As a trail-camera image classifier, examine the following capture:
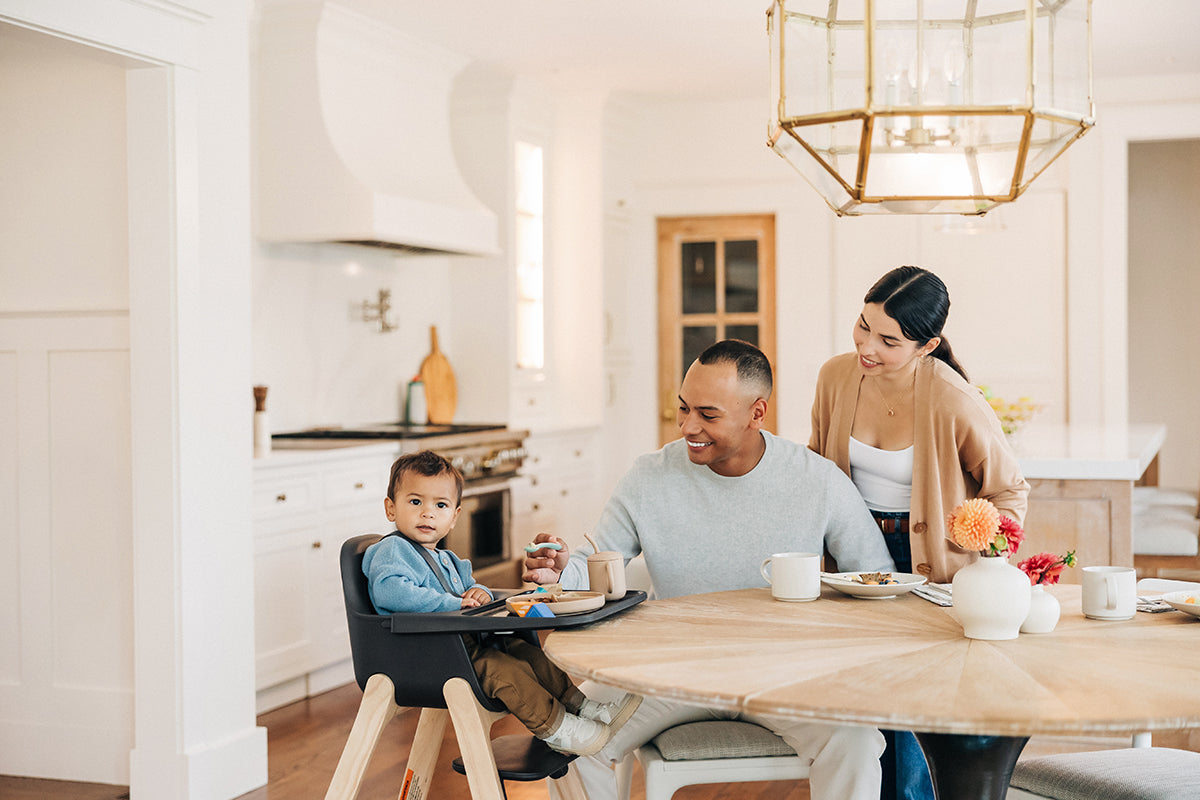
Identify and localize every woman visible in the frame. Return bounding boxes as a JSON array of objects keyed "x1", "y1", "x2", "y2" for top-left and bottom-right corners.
[{"x1": 809, "y1": 265, "x2": 1030, "y2": 800}]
